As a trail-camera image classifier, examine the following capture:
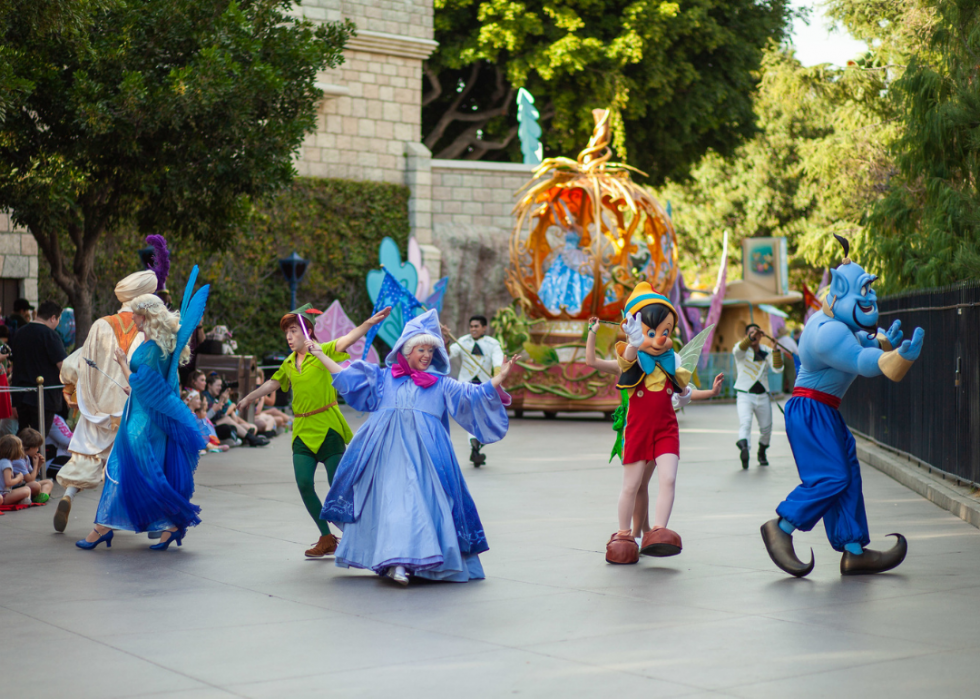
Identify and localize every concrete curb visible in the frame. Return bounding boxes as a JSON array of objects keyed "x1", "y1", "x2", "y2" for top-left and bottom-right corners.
[{"x1": 856, "y1": 436, "x2": 980, "y2": 530}]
